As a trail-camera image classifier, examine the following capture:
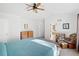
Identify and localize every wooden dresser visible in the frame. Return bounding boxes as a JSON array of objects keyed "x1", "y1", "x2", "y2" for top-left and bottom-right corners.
[{"x1": 20, "y1": 31, "x2": 33, "y2": 40}]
